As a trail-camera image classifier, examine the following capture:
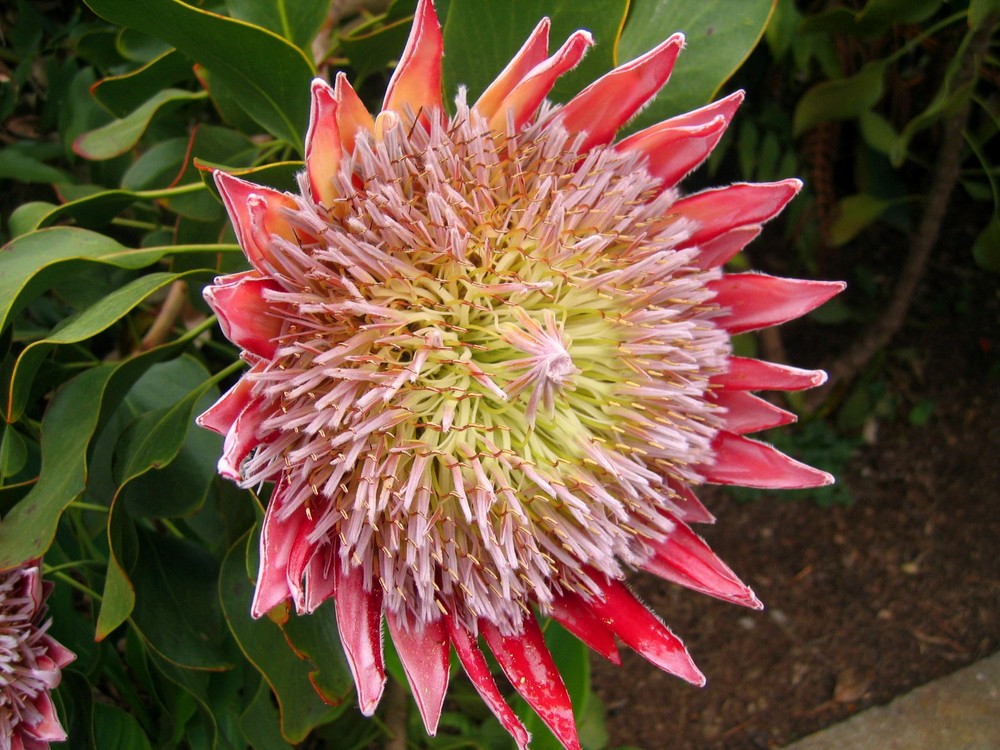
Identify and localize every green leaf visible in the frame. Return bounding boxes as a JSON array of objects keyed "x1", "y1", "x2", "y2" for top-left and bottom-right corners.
[
  {"x1": 617, "y1": 0, "x2": 774, "y2": 131},
  {"x1": 441, "y1": 0, "x2": 628, "y2": 106},
  {"x1": 130, "y1": 528, "x2": 234, "y2": 670},
  {"x1": 73, "y1": 88, "x2": 207, "y2": 160},
  {"x1": 97, "y1": 494, "x2": 140, "y2": 639},
  {"x1": 0, "y1": 324, "x2": 221, "y2": 571},
  {"x1": 854, "y1": 0, "x2": 943, "y2": 35},
  {"x1": 828, "y1": 193, "x2": 890, "y2": 246},
  {"x1": 0, "y1": 227, "x2": 240, "y2": 337},
  {"x1": 793, "y1": 59, "x2": 888, "y2": 136},
  {"x1": 970, "y1": 0, "x2": 1000, "y2": 28},
  {"x1": 92, "y1": 49, "x2": 195, "y2": 117},
  {"x1": 219, "y1": 532, "x2": 344, "y2": 743},
  {"x1": 859, "y1": 110, "x2": 899, "y2": 155},
  {"x1": 7, "y1": 202, "x2": 57, "y2": 238},
  {"x1": 6, "y1": 269, "x2": 212, "y2": 423},
  {"x1": 94, "y1": 702, "x2": 154, "y2": 750},
  {"x1": 972, "y1": 215, "x2": 1000, "y2": 272},
  {"x1": 84, "y1": 0, "x2": 315, "y2": 148},
  {"x1": 0, "y1": 365, "x2": 112, "y2": 571},
  {"x1": 115, "y1": 356, "x2": 222, "y2": 517},
  {"x1": 0, "y1": 146, "x2": 72, "y2": 184},
  {"x1": 224, "y1": 0, "x2": 331, "y2": 53},
  {"x1": 0, "y1": 424, "x2": 28, "y2": 482},
  {"x1": 240, "y1": 679, "x2": 295, "y2": 750}
]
